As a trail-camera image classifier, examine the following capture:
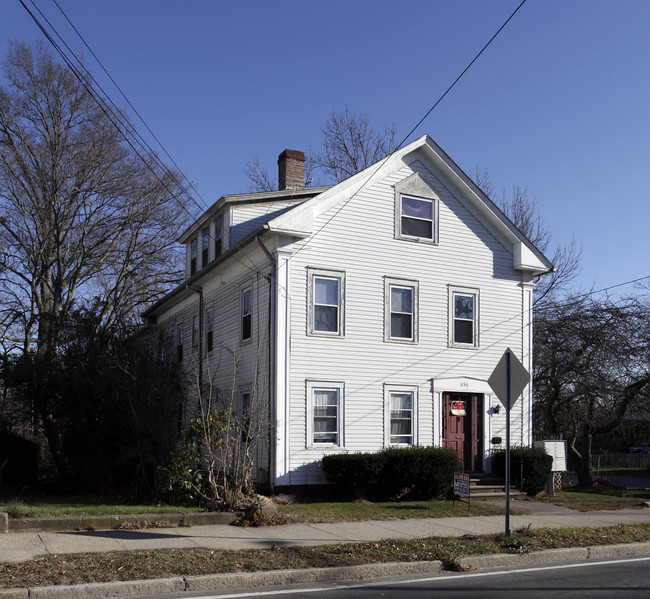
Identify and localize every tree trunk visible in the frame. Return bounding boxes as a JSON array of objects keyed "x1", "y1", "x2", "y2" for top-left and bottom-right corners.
[{"x1": 576, "y1": 426, "x2": 594, "y2": 487}]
